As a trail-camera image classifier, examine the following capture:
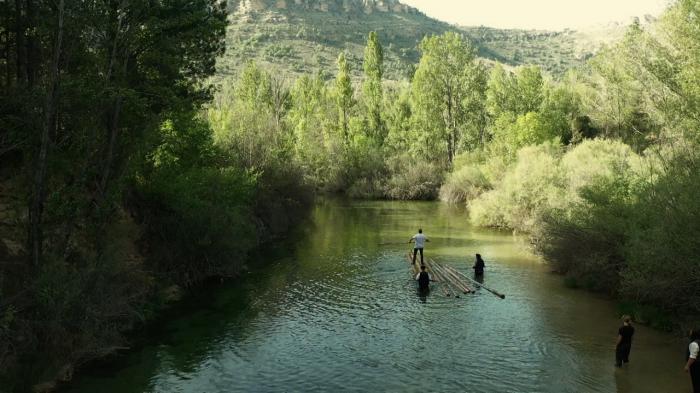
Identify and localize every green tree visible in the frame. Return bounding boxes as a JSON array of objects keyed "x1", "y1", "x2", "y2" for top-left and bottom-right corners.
[
  {"x1": 411, "y1": 32, "x2": 480, "y2": 166},
  {"x1": 515, "y1": 66, "x2": 545, "y2": 114},
  {"x1": 1, "y1": 0, "x2": 229, "y2": 387},
  {"x1": 362, "y1": 31, "x2": 385, "y2": 144},
  {"x1": 384, "y1": 83, "x2": 413, "y2": 154},
  {"x1": 335, "y1": 52, "x2": 355, "y2": 143},
  {"x1": 288, "y1": 73, "x2": 339, "y2": 186},
  {"x1": 209, "y1": 62, "x2": 292, "y2": 169},
  {"x1": 486, "y1": 64, "x2": 519, "y2": 119}
]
